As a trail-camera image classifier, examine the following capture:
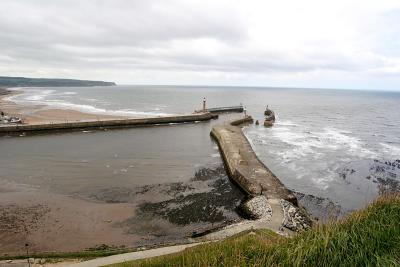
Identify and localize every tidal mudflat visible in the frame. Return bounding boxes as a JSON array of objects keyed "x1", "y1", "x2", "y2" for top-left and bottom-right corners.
[
  {"x1": 0, "y1": 163, "x2": 245, "y2": 254},
  {"x1": 0, "y1": 115, "x2": 247, "y2": 254}
]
